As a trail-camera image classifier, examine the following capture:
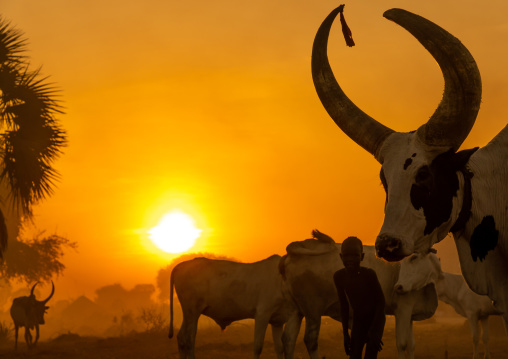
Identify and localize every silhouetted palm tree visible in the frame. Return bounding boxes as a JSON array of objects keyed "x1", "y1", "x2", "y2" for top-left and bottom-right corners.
[{"x1": 0, "y1": 18, "x2": 67, "y2": 257}]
